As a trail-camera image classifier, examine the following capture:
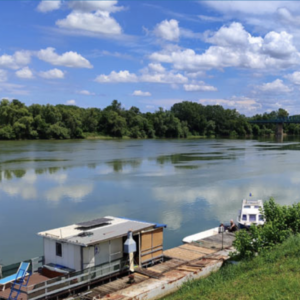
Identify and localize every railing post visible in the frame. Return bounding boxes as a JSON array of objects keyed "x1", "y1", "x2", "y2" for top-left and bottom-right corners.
[{"x1": 45, "y1": 280, "x2": 48, "y2": 297}]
